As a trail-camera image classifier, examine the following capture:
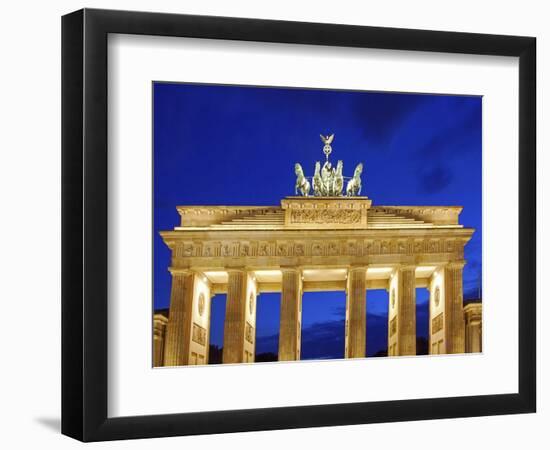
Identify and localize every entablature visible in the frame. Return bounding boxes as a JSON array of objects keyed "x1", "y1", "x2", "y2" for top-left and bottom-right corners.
[{"x1": 163, "y1": 230, "x2": 472, "y2": 270}]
